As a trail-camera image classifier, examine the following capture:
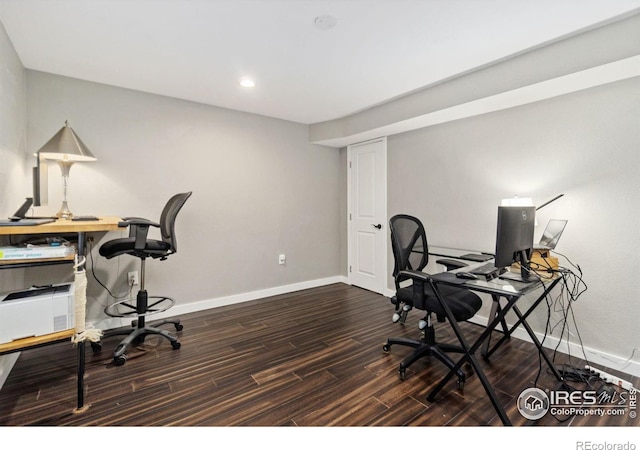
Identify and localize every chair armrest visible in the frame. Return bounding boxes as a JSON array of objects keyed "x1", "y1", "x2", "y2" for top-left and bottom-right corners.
[
  {"x1": 398, "y1": 269, "x2": 431, "y2": 283},
  {"x1": 120, "y1": 217, "x2": 160, "y2": 251},
  {"x1": 121, "y1": 217, "x2": 161, "y2": 228},
  {"x1": 398, "y1": 270, "x2": 432, "y2": 306}
]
